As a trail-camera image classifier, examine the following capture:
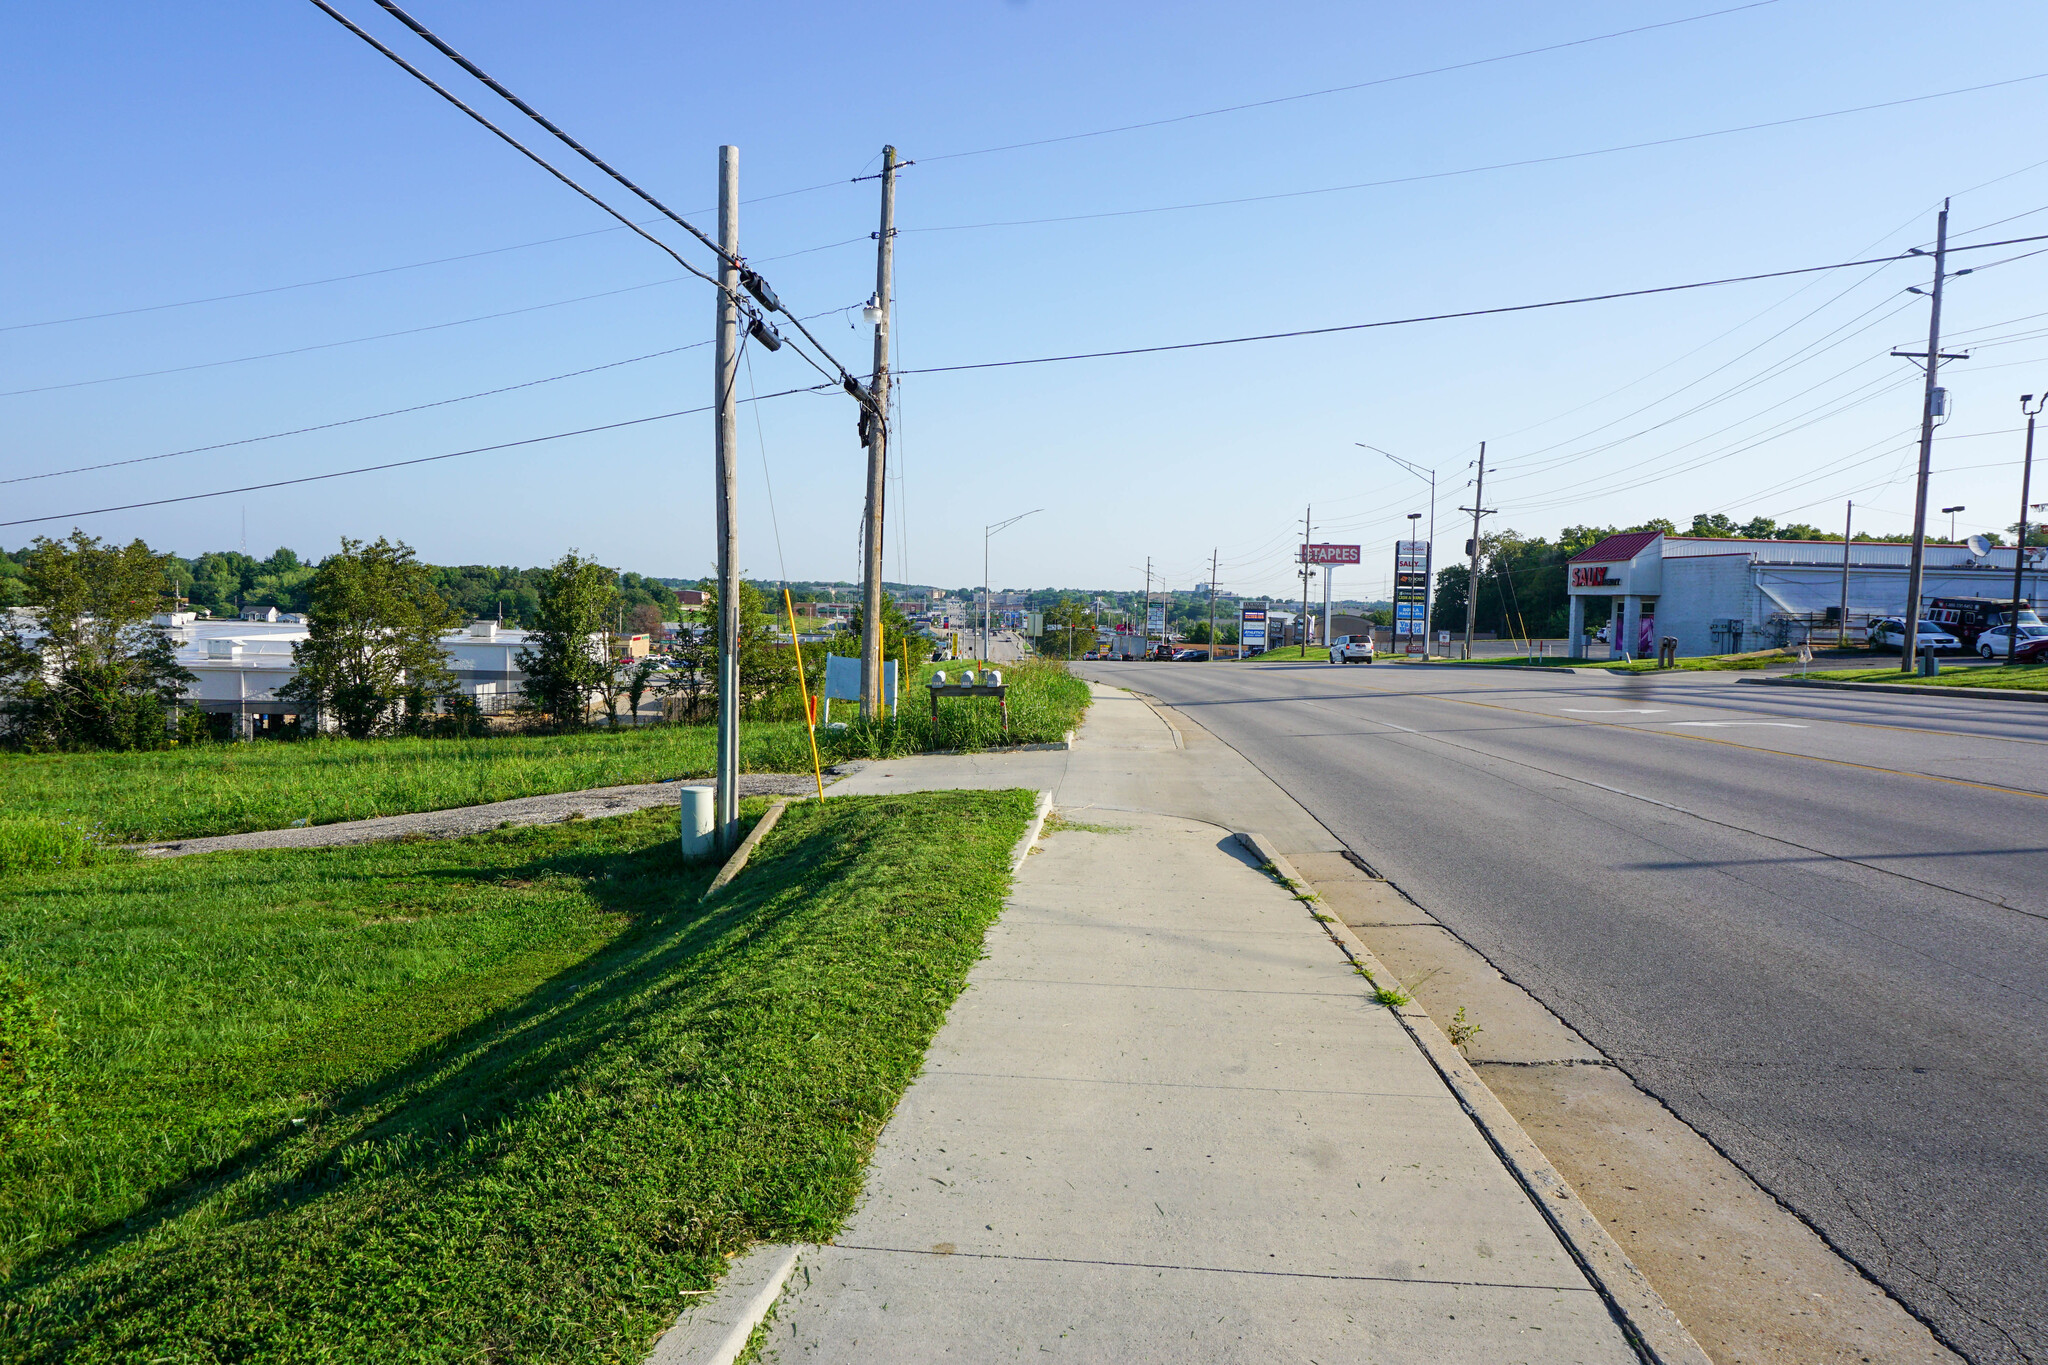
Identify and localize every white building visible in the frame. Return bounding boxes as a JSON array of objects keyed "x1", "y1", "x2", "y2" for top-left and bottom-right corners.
[
  {"x1": 1565, "y1": 532, "x2": 2048, "y2": 659},
  {"x1": 160, "y1": 614, "x2": 546, "y2": 737}
]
